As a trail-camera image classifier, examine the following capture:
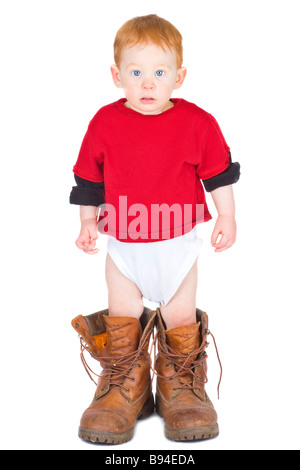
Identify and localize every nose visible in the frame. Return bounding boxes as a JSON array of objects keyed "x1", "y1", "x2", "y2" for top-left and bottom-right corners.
[{"x1": 142, "y1": 76, "x2": 155, "y2": 90}]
